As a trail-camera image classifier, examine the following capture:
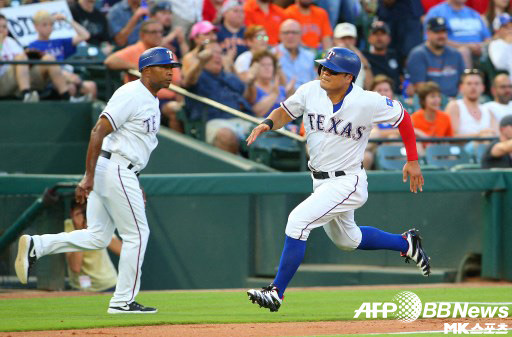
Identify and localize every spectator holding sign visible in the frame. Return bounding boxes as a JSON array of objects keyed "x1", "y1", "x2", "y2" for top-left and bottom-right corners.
[{"x1": 29, "y1": 10, "x2": 90, "y2": 61}]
